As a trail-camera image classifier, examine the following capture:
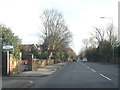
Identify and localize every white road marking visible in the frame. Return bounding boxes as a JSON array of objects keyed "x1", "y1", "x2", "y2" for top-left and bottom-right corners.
[
  {"x1": 29, "y1": 81, "x2": 33, "y2": 84},
  {"x1": 99, "y1": 73, "x2": 111, "y2": 81},
  {"x1": 91, "y1": 69, "x2": 96, "y2": 72},
  {"x1": 81, "y1": 63, "x2": 112, "y2": 81},
  {"x1": 82, "y1": 64, "x2": 90, "y2": 69}
]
